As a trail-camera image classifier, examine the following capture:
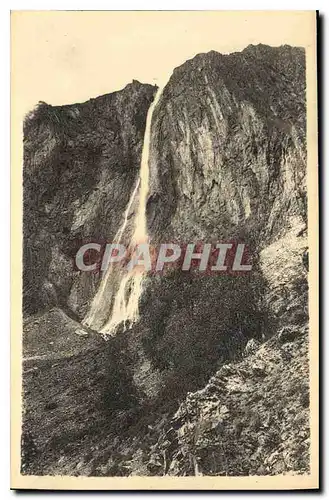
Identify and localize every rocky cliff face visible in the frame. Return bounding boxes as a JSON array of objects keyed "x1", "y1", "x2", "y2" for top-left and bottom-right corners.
[
  {"x1": 148, "y1": 44, "x2": 306, "y2": 244},
  {"x1": 133, "y1": 43, "x2": 308, "y2": 401},
  {"x1": 22, "y1": 45, "x2": 309, "y2": 476},
  {"x1": 23, "y1": 81, "x2": 156, "y2": 316}
]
